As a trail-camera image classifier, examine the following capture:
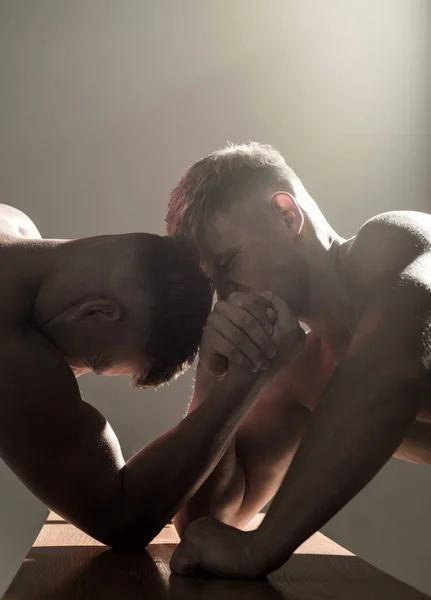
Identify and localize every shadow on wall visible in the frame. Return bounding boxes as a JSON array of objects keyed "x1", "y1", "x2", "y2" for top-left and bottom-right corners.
[
  {"x1": 0, "y1": 459, "x2": 47, "y2": 599},
  {"x1": 323, "y1": 459, "x2": 431, "y2": 596}
]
